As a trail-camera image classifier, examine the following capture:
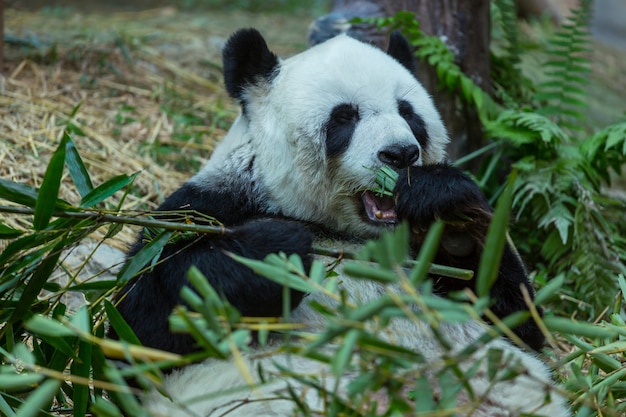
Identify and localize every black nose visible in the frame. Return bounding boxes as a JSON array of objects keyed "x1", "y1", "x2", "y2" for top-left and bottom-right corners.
[{"x1": 378, "y1": 144, "x2": 420, "y2": 169}]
